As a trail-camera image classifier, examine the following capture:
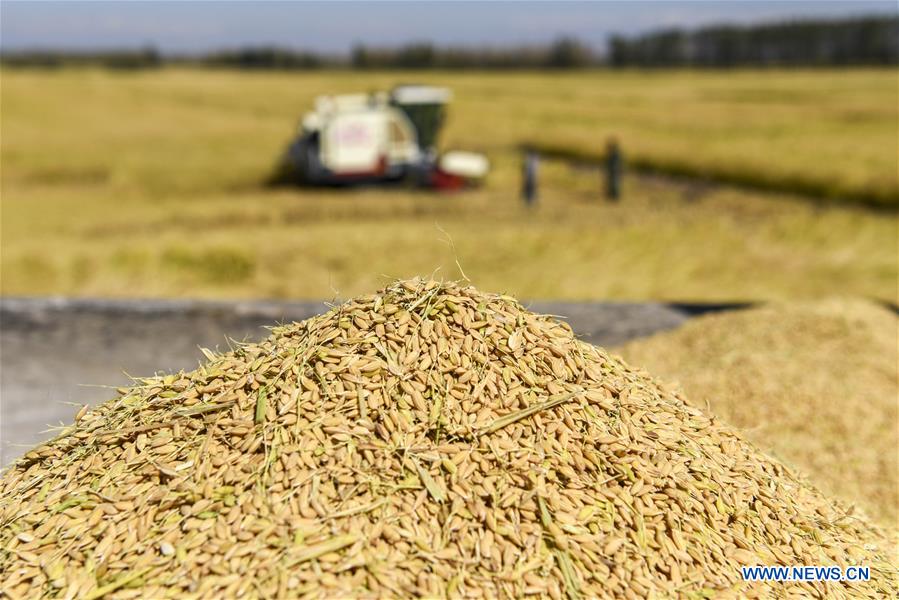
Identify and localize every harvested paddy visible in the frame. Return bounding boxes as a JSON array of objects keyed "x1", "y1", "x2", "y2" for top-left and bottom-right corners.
[
  {"x1": 1, "y1": 280, "x2": 896, "y2": 598},
  {"x1": 618, "y1": 298, "x2": 899, "y2": 529}
]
